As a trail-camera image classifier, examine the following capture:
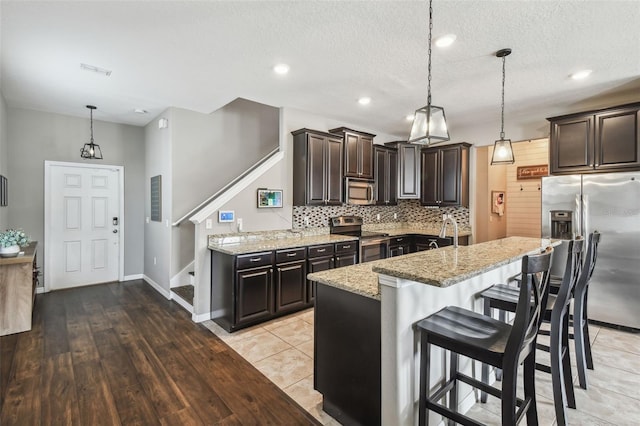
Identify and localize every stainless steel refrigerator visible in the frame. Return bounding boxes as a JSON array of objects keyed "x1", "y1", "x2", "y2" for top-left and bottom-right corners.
[{"x1": 541, "y1": 172, "x2": 640, "y2": 330}]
